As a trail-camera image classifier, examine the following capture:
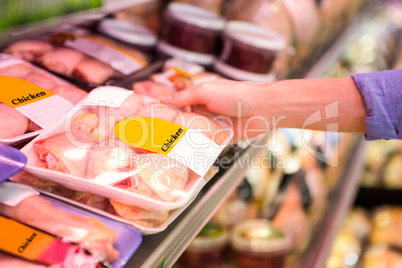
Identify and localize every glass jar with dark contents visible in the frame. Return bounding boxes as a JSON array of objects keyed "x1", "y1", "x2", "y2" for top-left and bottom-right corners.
[
  {"x1": 230, "y1": 219, "x2": 291, "y2": 268},
  {"x1": 214, "y1": 21, "x2": 286, "y2": 83},
  {"x1": 157, "y1": 3, "x2": 226, "y2": 66},
  {"x1": 178, "y1": 222, "x2": 229, "y2": 268}
]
